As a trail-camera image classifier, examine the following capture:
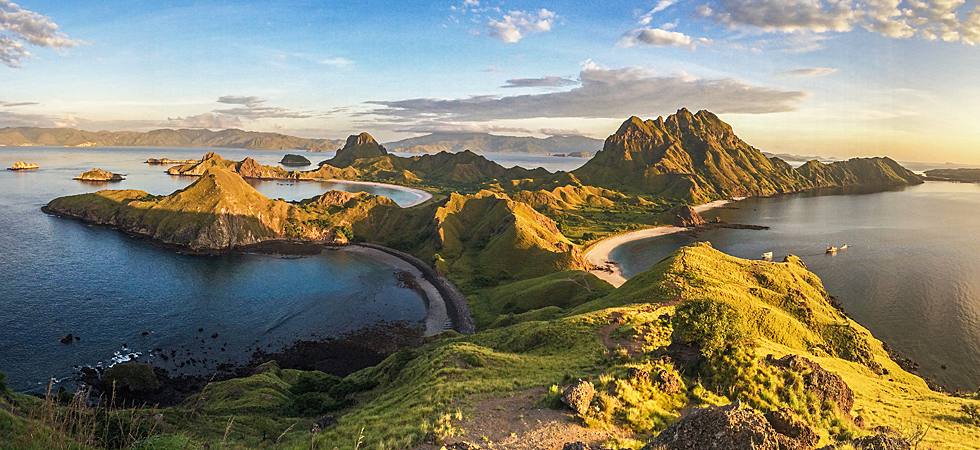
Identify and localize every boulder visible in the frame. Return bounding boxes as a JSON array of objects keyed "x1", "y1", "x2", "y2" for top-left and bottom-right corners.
[
  {"x1": 59, "y1": 333, "x2": 74, "y2": 344},
  {"x1": 561, "y1": 380, "x2": 596, "y2": 415},
  {"x1": 656, "y1": 368, "x2": 683, "y2": 394},
  {"x1": 671, "y1": 205, "x2": 706, "y2": 228},
  {"x1": 102, "y1": 362, "x2": 159, "y2": 393},
  {"x1": 767, "y1": 355, "x2": 853, "y2": 414},
  {"x1": 764, "y1": 408, "x2": 818, "y2": 449},
  {"x1": 643, "y1": 402, "x2": 781, "y2": 450}
]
